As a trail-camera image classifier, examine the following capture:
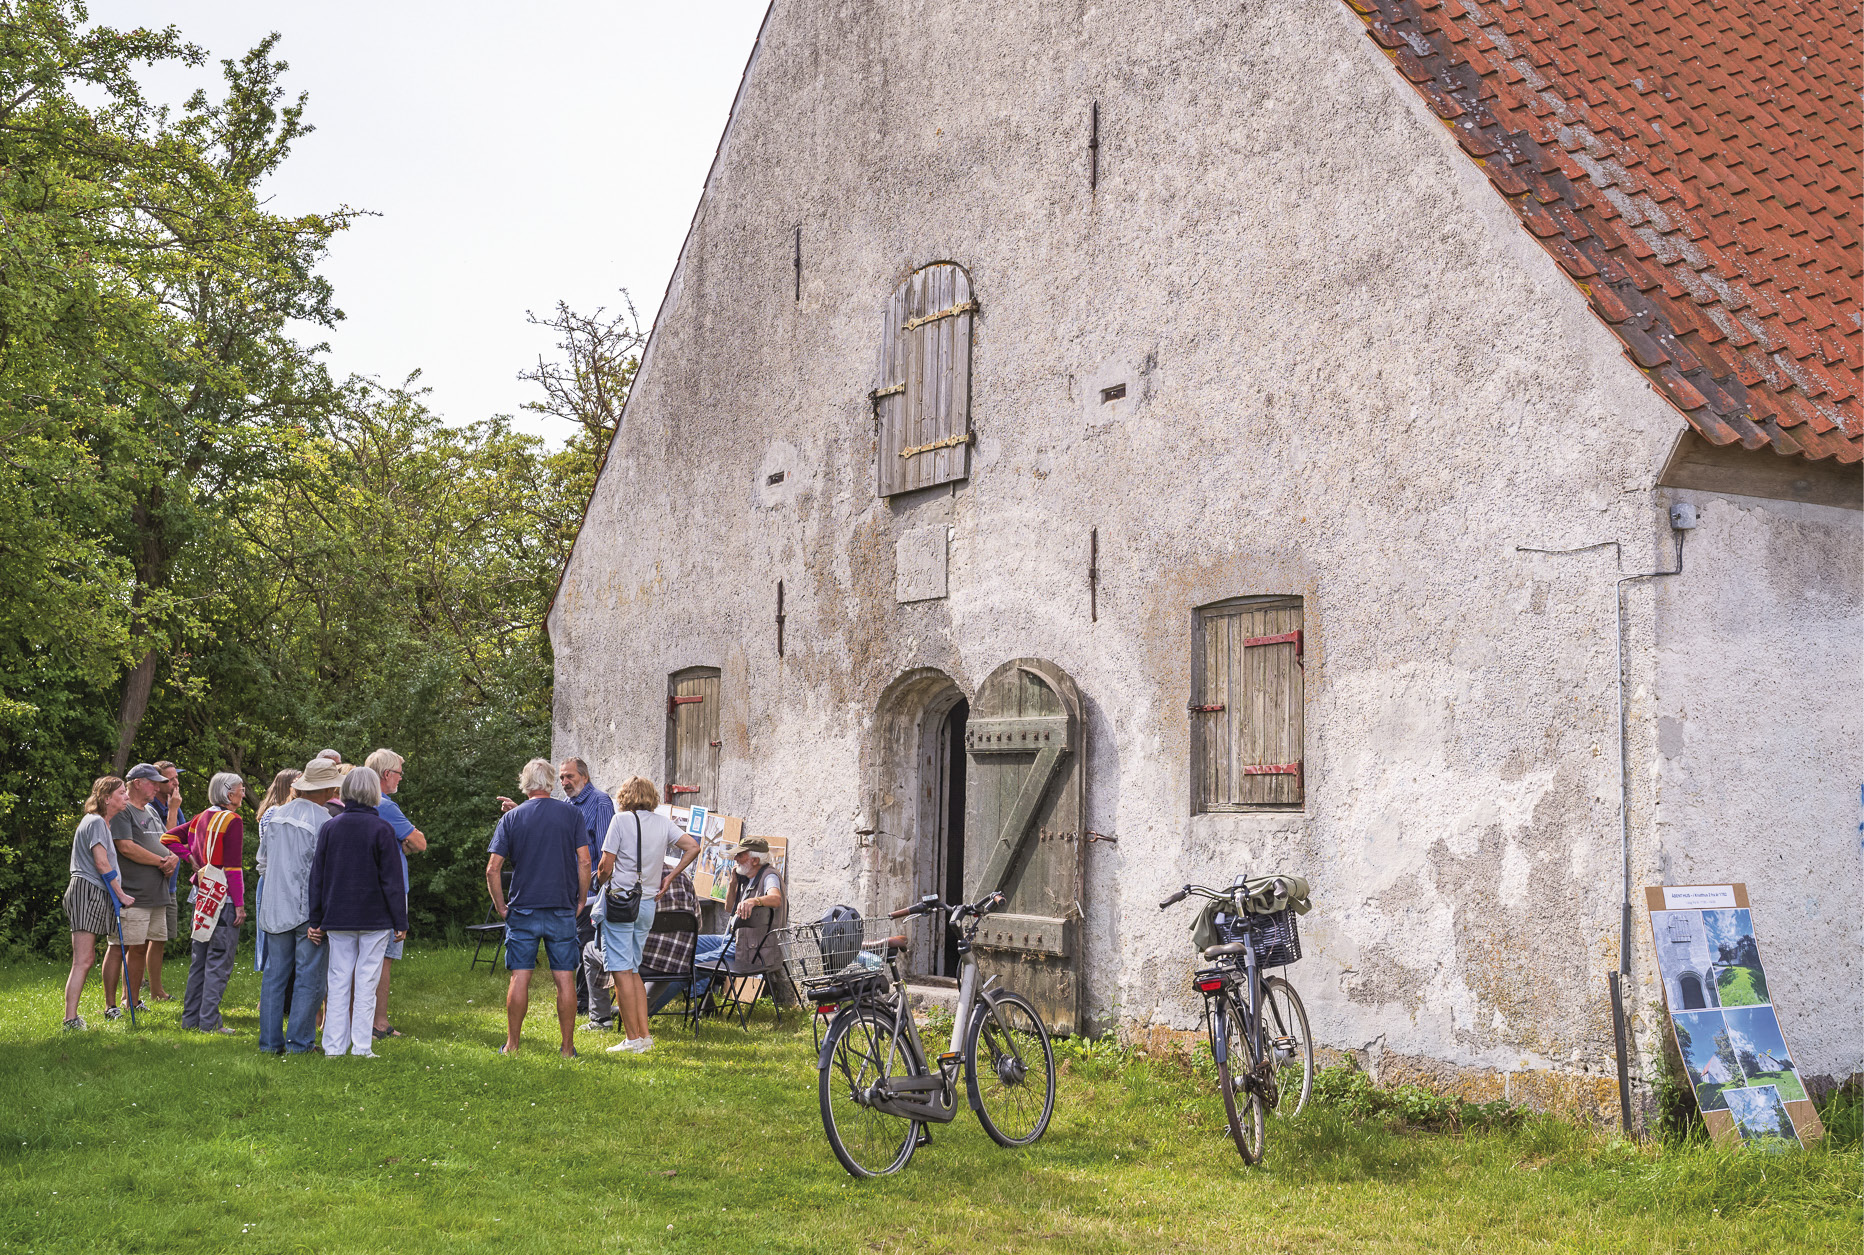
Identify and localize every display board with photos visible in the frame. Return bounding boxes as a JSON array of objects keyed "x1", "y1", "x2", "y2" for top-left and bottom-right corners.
[
  {"x1": 663, "y1": 806, "x2": 790, "y2": 910},
  {"x1": 1645, "y1": 884, "x2": 1824, "y2": 1148},
  {"x1": 664, "y1": 805, "x2": 740, "y2": 900}
]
